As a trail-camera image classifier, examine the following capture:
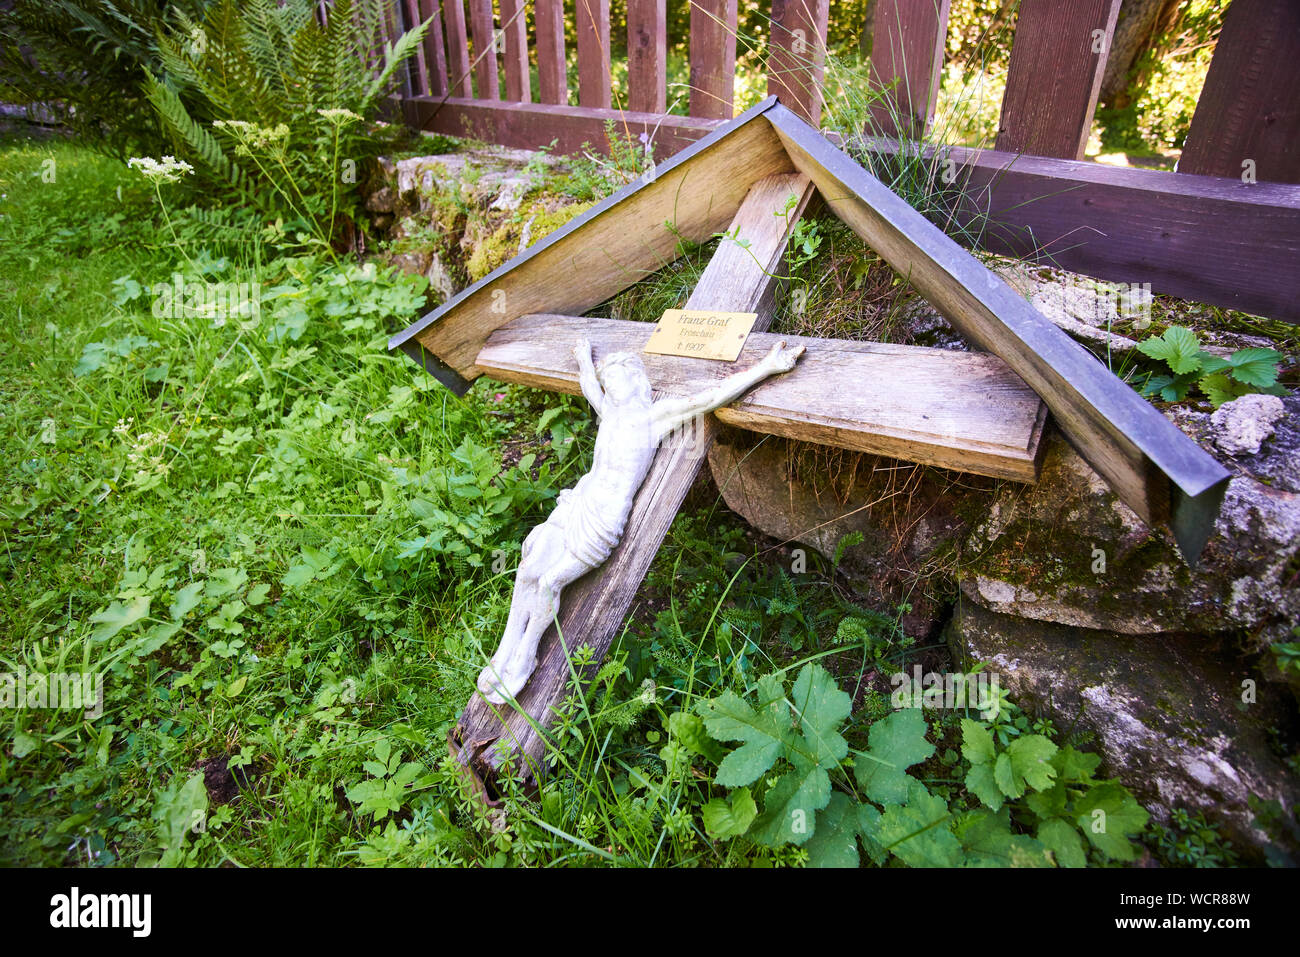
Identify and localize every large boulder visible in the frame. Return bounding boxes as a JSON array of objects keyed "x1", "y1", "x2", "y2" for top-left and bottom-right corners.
[
  {"x1": 946, "y1": 600, "x2": 1299, "y2": 862},
  {"x1": 959, "y1": 418, "x2": 1300, "y2": 650}
]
